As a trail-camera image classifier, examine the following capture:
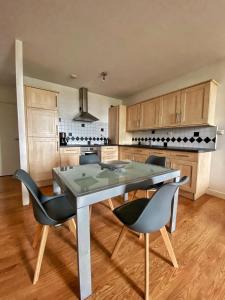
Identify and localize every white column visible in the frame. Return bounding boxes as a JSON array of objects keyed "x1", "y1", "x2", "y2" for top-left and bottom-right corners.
[{"x1": 15, "y1": 39, "x2": 29, "y2": 205}]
